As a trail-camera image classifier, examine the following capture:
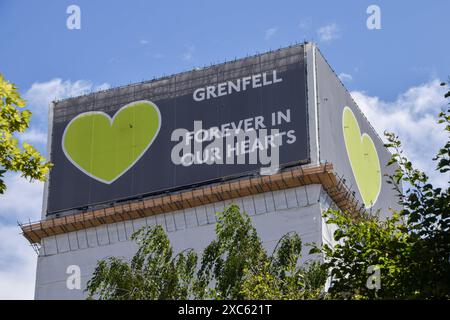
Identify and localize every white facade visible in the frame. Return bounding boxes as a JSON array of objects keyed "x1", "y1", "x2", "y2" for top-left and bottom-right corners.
[{"x1": 35, "y1": 184, "x2": 335, "y2": 299}]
